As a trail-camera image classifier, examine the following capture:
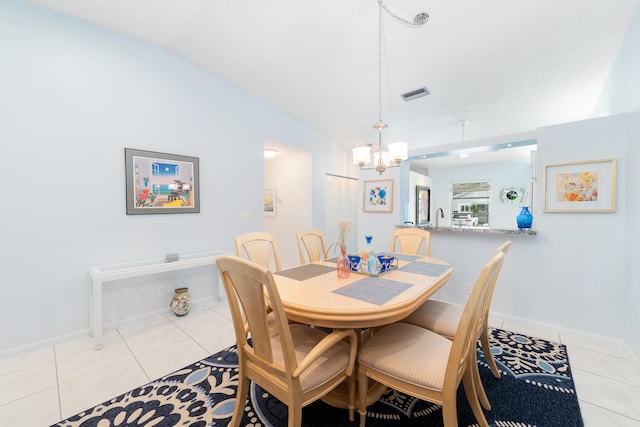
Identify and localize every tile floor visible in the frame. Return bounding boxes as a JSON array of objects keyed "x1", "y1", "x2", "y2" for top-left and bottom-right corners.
[{"x1": 1, "y1": 300, "x2": 639, "y2": 426}]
